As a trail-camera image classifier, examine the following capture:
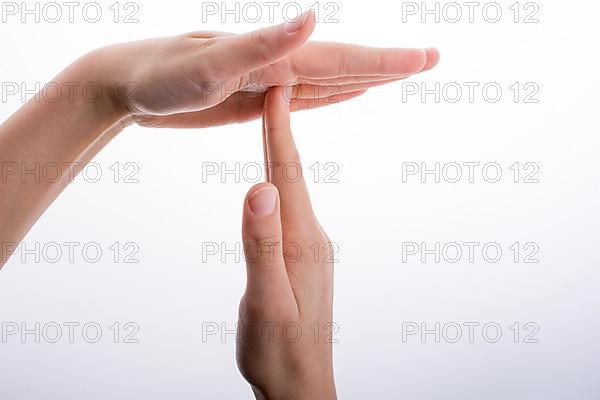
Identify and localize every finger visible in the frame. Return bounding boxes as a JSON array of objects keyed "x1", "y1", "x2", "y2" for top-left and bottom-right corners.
[
  {"x1": 422, "y1": 47, "x2": 441, "y2": 71},
  {"x1": 296, "y1": 73, "x2": 411, "y2": 85},
  {"x1": 290, "y1": 89, "x2": 367, "y2": 111},
  {"x1": 135, "y1": 89, "x2": 368, "y2": 129},
  {"x1": 207, "y1": 10, "x2": 316, "y2": 80},
  {"x1": 185, "y1": 31, "x2": 234, "y2": 39},
  {"x1": 291, "y1": 42, "x2": 433, "y2": 78},
  {"x1": 291, "y1": 78, "x2": 403, "y2": 99},
  {"x1": 242, "y1": 183, "x2": 294, "y2": 304},
  {"x1": 263, "y1": 86, "x2": 316, "y2": 232}
]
